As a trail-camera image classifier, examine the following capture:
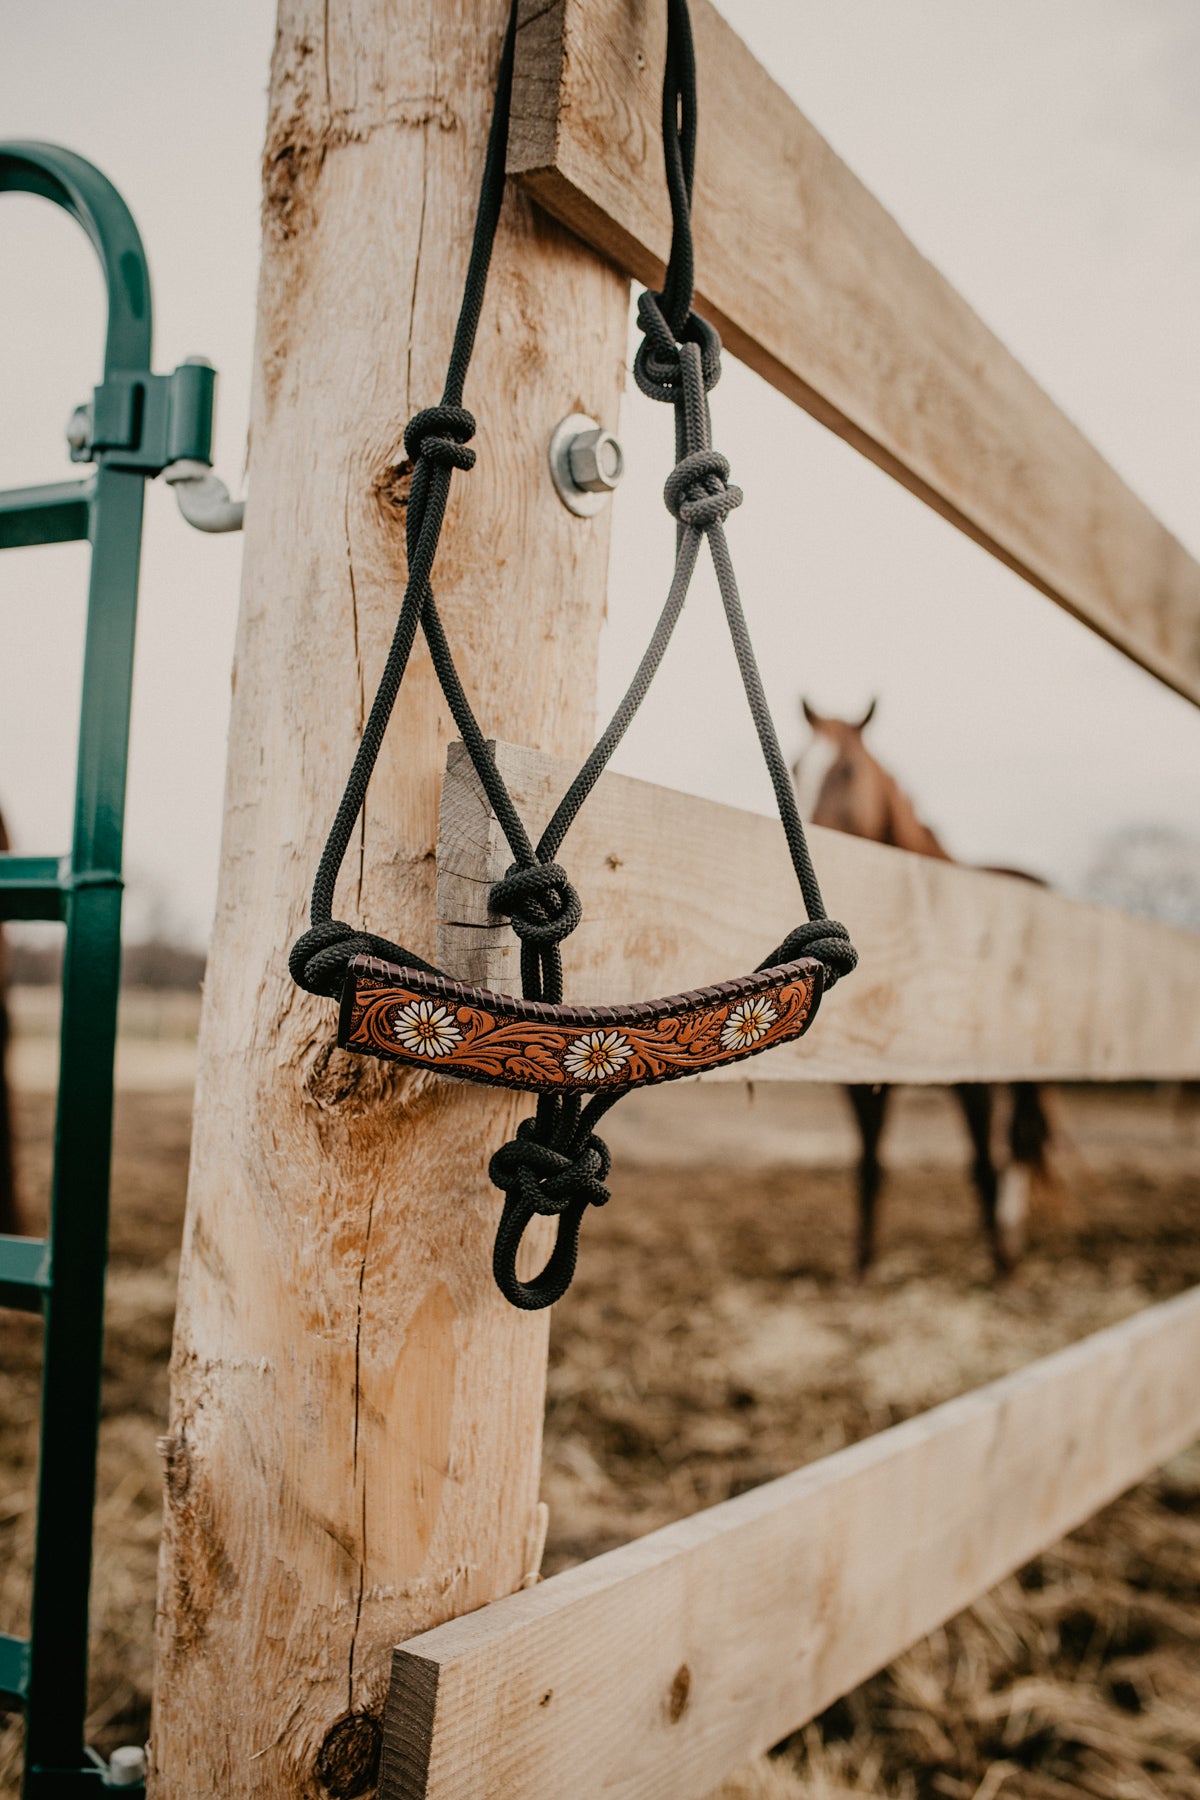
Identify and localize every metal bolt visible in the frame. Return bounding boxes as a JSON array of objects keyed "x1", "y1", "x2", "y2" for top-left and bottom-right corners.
[
  {"x1": 107, "y1": 1745, "x2": 148, "y2": 1787},
  {"x1": 66, "y1": 403, "x2": 93, "y2": 456},
  {"x1": 567, "y1": 426, "x2": 623, "y2": 493},
  {"x1": 548, "y1": 413, "x2": 625, "y2": 517}
]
